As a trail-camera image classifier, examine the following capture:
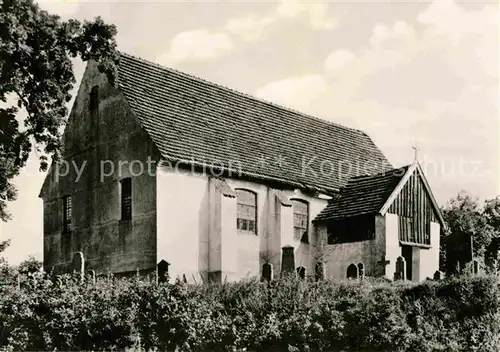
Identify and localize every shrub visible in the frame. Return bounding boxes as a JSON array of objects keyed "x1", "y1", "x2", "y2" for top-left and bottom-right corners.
[{"x1": 0, "y1": 272, "x2": 499, "y2": 351}]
